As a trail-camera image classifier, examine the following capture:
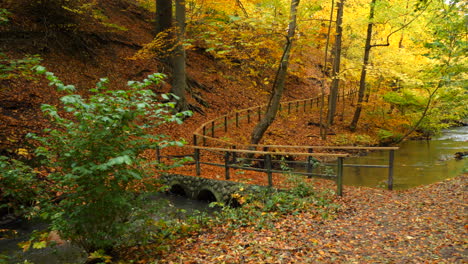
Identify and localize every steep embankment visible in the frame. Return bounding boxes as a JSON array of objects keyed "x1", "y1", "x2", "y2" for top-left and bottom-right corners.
[{"x1": 0, "y1": 0, "x2": 325, "y2": 157}]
